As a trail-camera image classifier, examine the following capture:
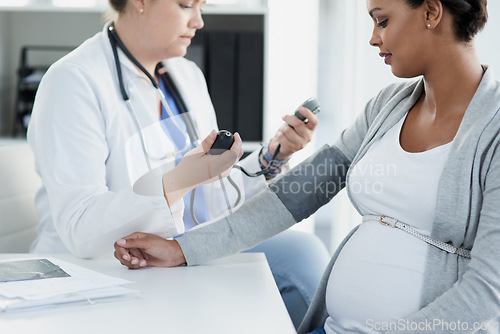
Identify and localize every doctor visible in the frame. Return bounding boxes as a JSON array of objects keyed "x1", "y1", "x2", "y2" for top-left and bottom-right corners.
[{"x1": 27, "y1": 0, "x2": 329, "y2": 327}]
